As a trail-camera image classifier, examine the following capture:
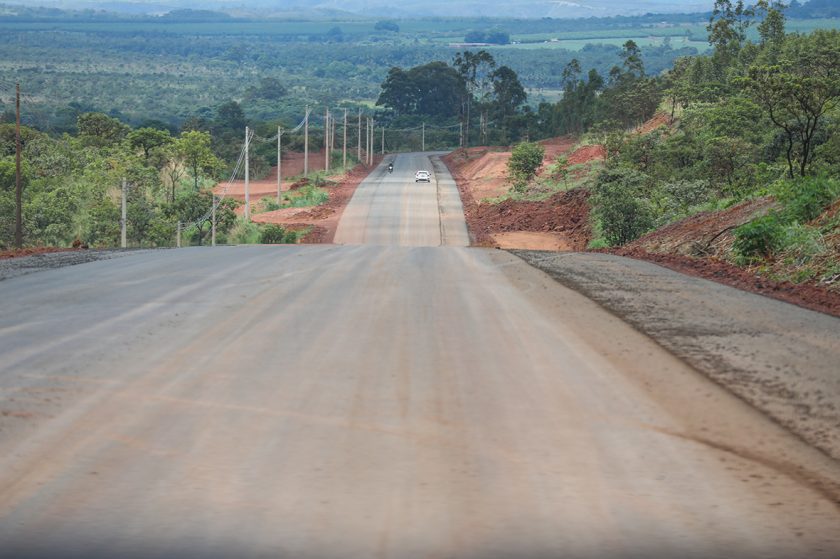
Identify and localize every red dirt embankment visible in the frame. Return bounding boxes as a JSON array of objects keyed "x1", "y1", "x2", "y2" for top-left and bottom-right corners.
[
  {"x1": 214, "y1": 152, "x2": 328, "y2": 212},
  {"x1": 612, "y1": 197, "x2": 840, "y2": 318},
  {"x1": 0, "y1": 247, "x2": 80, "y2": 260},
  {"x1": 443, "y1": 137, "x2": 590, "y2": 250},
  {"x1": 250, "y1": 156, "x2": 382, "y2": 244}
]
